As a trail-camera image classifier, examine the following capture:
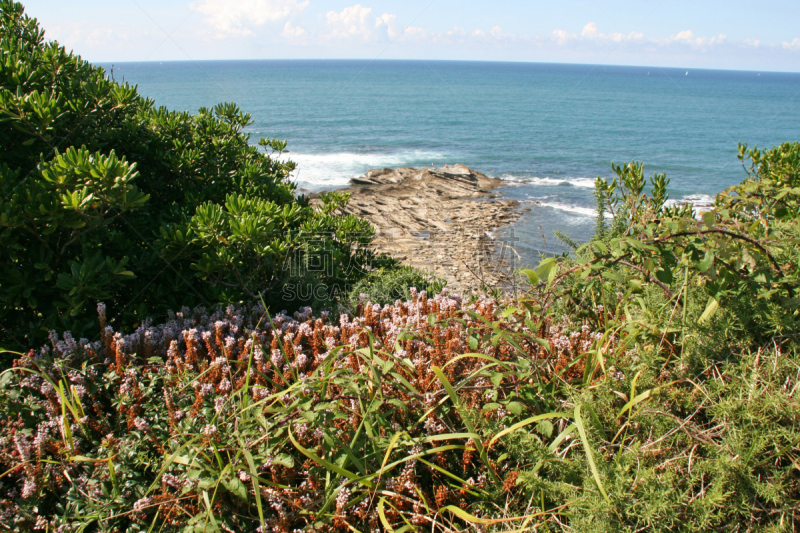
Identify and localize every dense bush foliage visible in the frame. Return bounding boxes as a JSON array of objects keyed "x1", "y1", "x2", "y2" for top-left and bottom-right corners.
[
  {"x1": 0, "y1": 1, "x2": 381, "y2": 350},
  {"x1": 512, "y1": 142, "x2": 800, "y2": 530},
  {"x1": 562, "y1": 141, "x2": 800, "y2": 344},
  {"x1": 345, "y1": 266, "x2": 446, "y2": 308}
]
